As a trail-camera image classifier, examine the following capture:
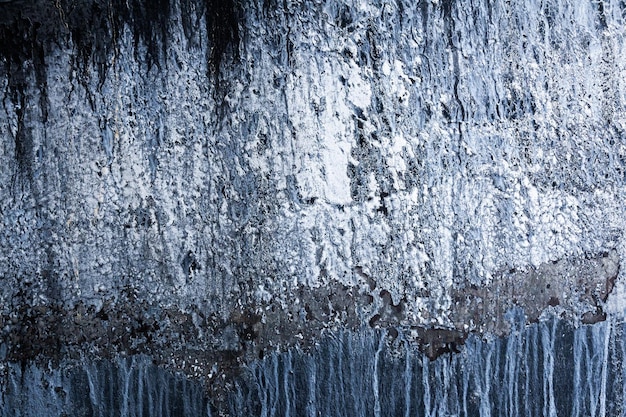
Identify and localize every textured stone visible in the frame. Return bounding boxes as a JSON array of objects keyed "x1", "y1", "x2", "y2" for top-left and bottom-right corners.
[{"x1": 1, "y1": 0, "x2": 626, "y2": 404}]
